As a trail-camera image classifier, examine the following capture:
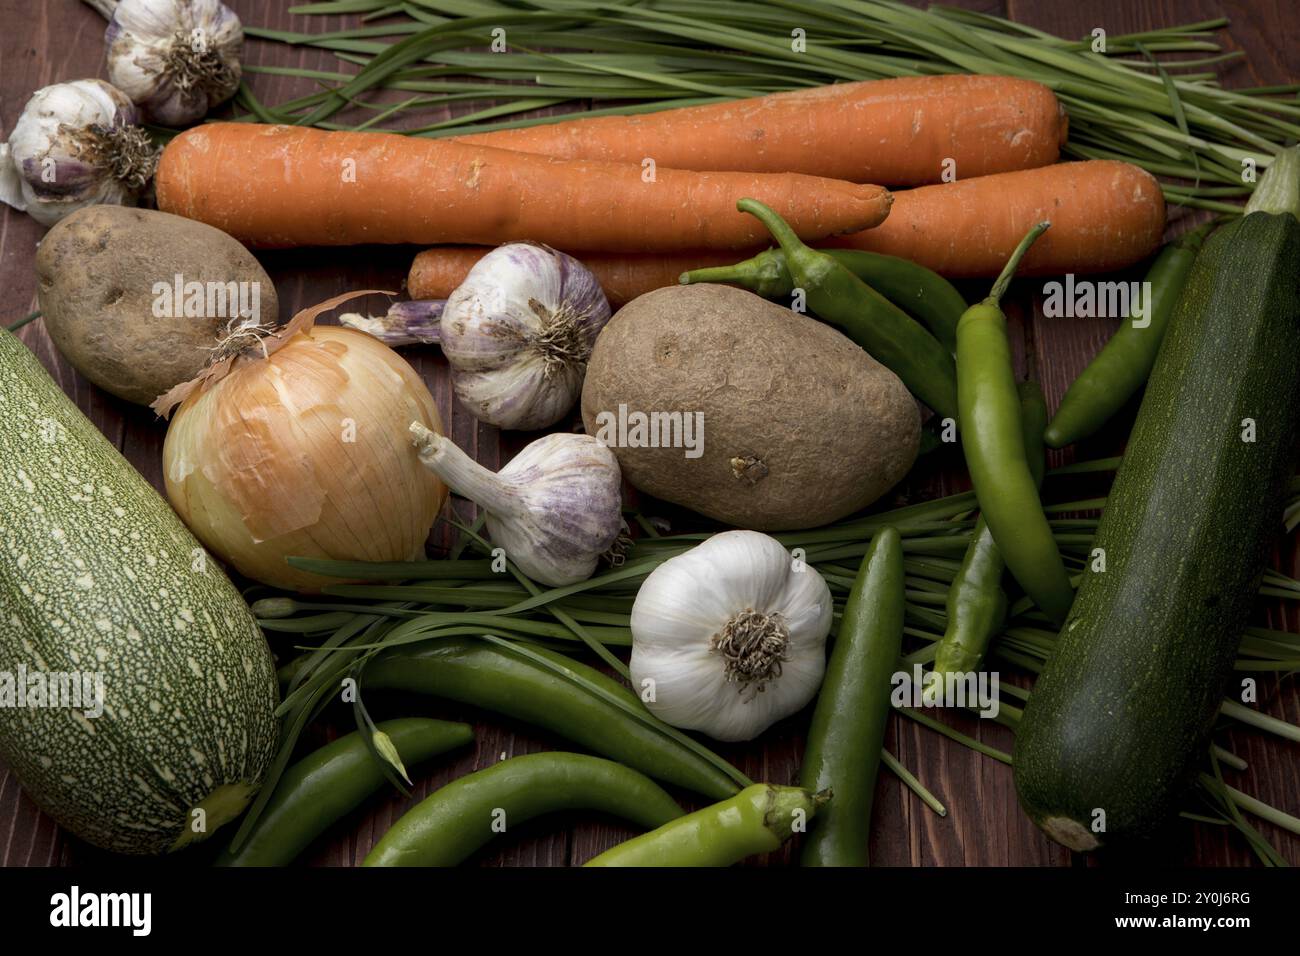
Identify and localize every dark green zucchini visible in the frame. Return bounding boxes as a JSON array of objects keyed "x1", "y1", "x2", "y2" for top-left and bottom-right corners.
[{"x1": 1013, "y1": 151, "x2": 1300, "y2": 850}]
